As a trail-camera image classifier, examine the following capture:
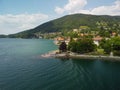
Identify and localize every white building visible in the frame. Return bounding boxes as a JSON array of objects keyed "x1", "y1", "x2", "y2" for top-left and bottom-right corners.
[{"x1": 93, "y1": 36, "x2": 103, "y2": 46}]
